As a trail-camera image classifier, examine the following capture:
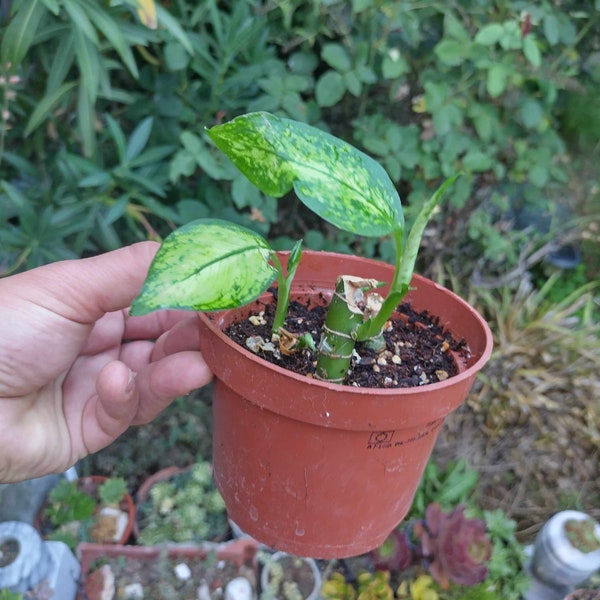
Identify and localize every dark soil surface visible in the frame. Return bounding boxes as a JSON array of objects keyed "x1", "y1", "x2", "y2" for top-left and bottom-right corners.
[{"x1": 225, "y1": 297, "x2": 467, "y2": 388}]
